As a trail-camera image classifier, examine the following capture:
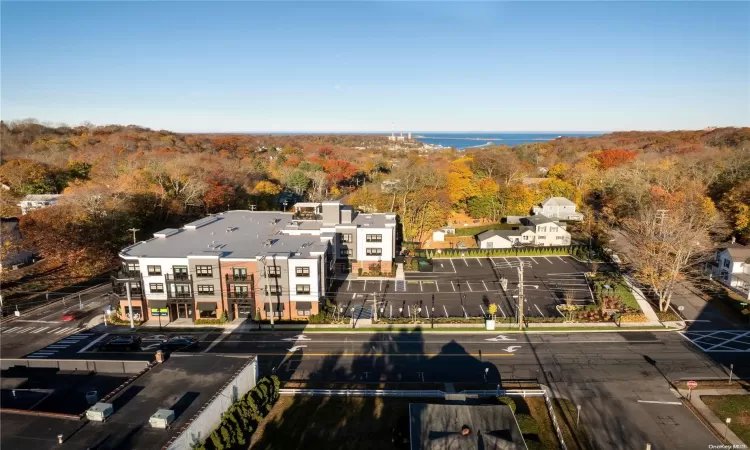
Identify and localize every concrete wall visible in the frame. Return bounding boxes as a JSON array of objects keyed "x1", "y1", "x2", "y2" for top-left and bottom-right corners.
[
  {"x1": 165, "y1": 357, "x2": 259, "y2": 450},
  {"x1": 478, "y1": 235, "x2": 513, "y2": 249},
  {"x1": 0, "y1": 359, "x2": 149, "y2": 374}
]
